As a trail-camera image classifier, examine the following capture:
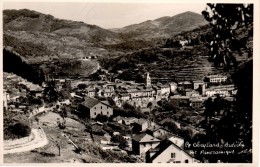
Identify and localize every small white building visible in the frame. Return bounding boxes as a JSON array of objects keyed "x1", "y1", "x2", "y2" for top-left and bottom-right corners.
[{"x1": 146, "y1": 139, "x2": 199, "y2": 163}]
